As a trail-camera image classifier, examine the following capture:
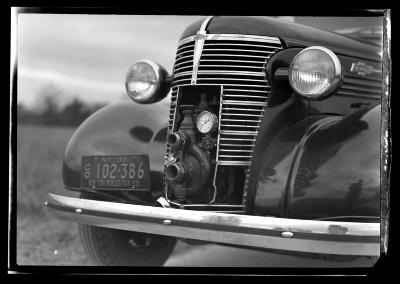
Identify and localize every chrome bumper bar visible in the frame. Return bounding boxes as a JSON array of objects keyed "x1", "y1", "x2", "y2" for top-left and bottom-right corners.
[{"x1": 46, "y1": 193, "x2": 380, "y2": 256}]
